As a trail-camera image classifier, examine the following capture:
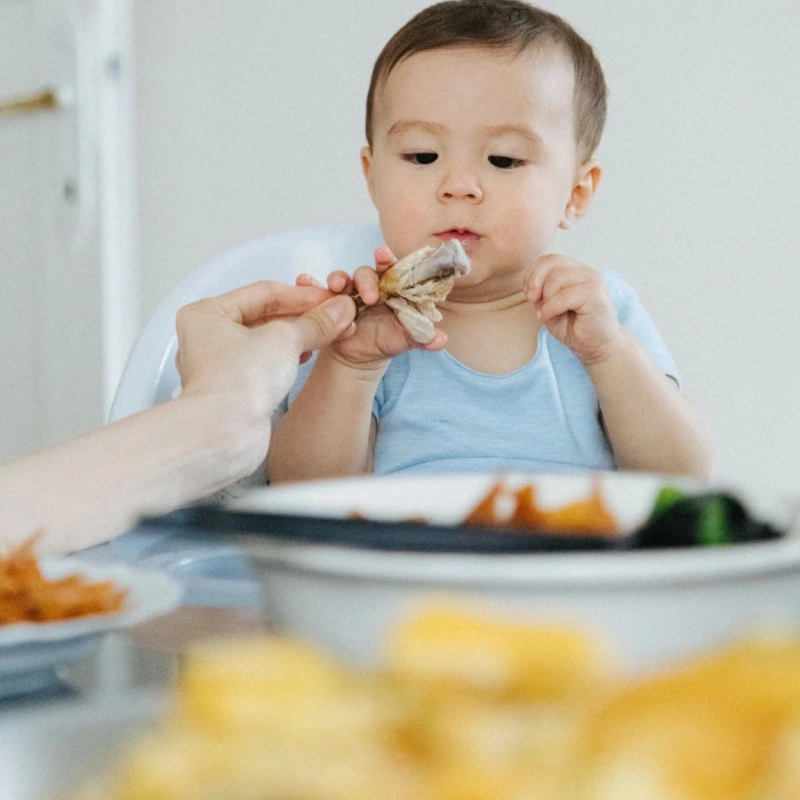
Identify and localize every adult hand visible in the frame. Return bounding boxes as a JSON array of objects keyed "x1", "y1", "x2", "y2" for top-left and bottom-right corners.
[
  {"x1": 176, "y1": 280, "x2": 357, "y2": 421},
  {"x1": 0, "y1": 281, "x2": 357, "y2": 554}
]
